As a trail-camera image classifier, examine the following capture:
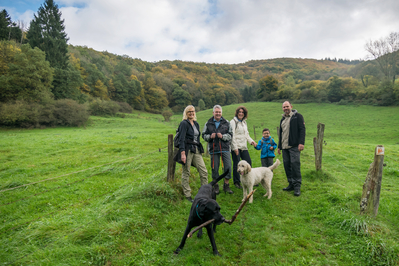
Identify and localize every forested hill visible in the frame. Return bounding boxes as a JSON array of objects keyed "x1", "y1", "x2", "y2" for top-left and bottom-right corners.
[{"x1": 69, "y1": 44, "x2": 364, "y2": 113}]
